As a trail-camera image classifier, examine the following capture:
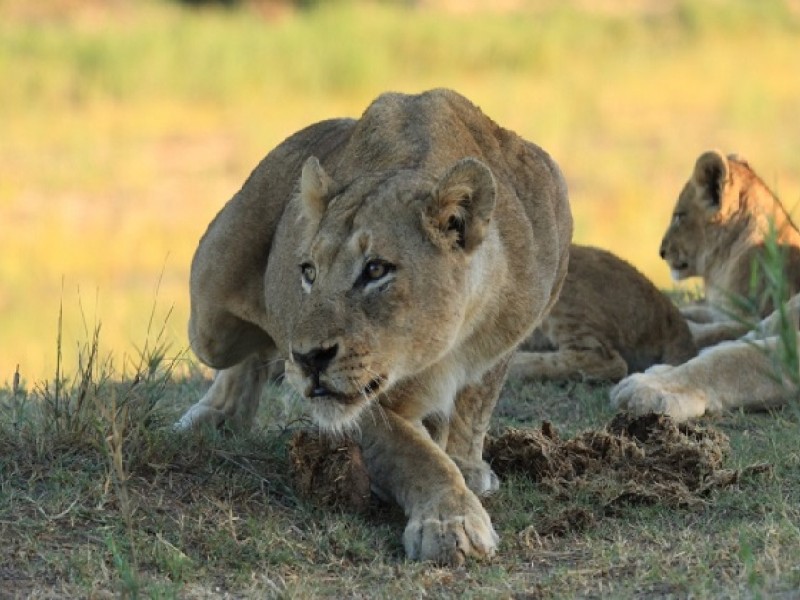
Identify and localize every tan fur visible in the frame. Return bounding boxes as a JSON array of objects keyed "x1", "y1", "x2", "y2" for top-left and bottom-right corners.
[
  {"x1": 175, "y1": 89, "x2": 572, "y2": 564},
  {"x1": 509, "y1": 244, "x2": 697, "y2": 382},
  {"x1": 612, "y1": 152, "x2": 800, "y2": 420},
  {"x1": 659, "y1": 150, "x2": 800, "y2": 347}
]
